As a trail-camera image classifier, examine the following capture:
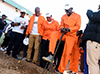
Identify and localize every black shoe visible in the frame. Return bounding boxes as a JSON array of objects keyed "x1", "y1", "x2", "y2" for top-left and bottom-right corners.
[
  {"x1": 26, "y1": 59, "x2": 31, "y2": 62},
  {"x1": 55, "y1": 69, "x2": 59, "y2": 73},
  {"x1": 16, "y1": 58, "x2": 20, "y2": 60},
  {"x1": 5, "y1": 53, "x2": 10, "y2": 55},
  {"x1": 12, "y1": 56, "x2": 20, "y2": 60},
  {"x1": 33, "y1": 62, "x2": 36, "y2": 64}
]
